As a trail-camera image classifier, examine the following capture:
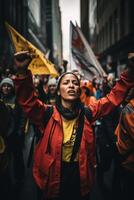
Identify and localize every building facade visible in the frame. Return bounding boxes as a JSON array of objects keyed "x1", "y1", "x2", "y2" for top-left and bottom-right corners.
[
  {"x1": 80, "y1": 0, "x2": 90, "y2": 42},
  {"x1": 80, "y1": 0, "x2": 134, "y2": 76},
  {"x1": 52, "y1": 0, "x2": 62, "y2": 68},
  {"x1": 0, "y1": 0, "x2": 62, "y2": 71},
  {"x1": 96, "y1": 0, "x2": 134, "y2": 73}
]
